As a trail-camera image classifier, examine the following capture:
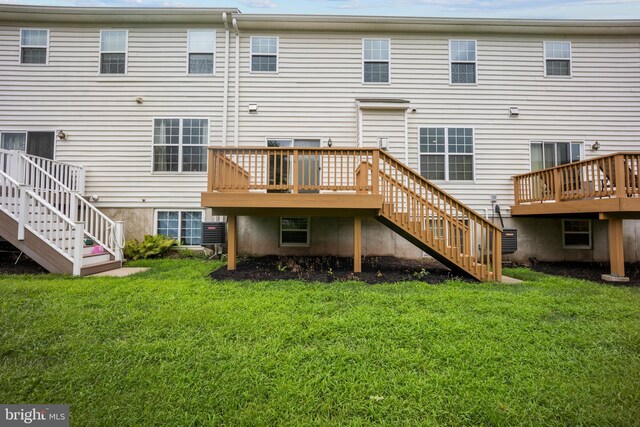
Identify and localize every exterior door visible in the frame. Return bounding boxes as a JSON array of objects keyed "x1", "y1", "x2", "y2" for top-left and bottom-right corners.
[
  {"x1": 26, "y1": 132, "x2": 55, "y2": 159},
  {"x1": 293, "y1": 139, "x2": 321, "y2": 193},
  {"x1": 267, "y1": 139, "x2": 321, "y2": 192}
]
